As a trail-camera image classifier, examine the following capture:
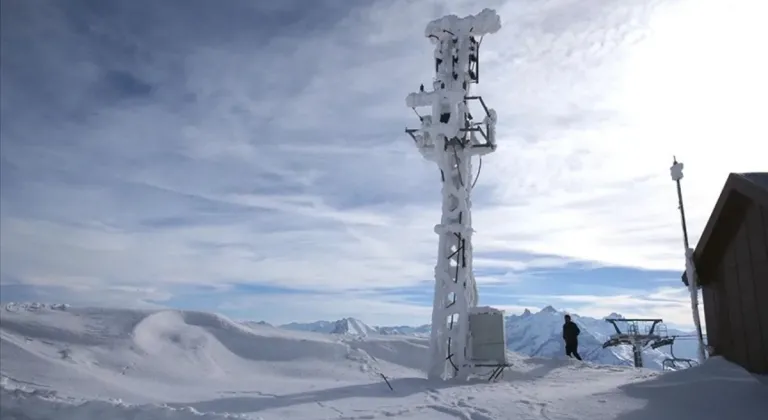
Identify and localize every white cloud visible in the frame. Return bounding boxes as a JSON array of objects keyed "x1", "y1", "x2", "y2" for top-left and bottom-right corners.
[
  {"x1": 2, "y1": 0, "x2": 765, "y2": 322},
  {"x1": 475, "y1": 0, "x2": 768, "y2": 272}
]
